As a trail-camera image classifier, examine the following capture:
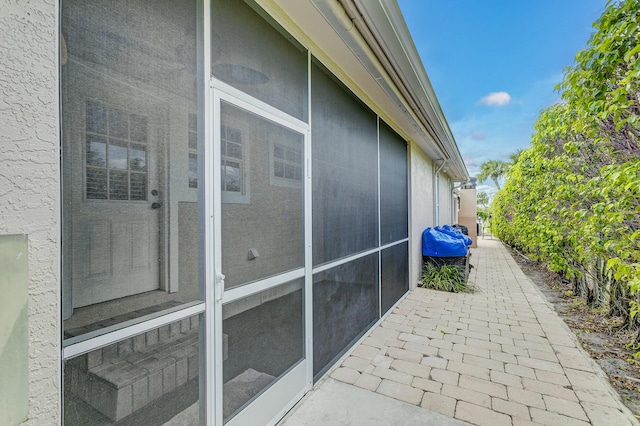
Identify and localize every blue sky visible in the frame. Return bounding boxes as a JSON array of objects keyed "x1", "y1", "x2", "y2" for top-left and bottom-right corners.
[{"x1": 397, "y1": 0, "x2": 608, "y2": 196}]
